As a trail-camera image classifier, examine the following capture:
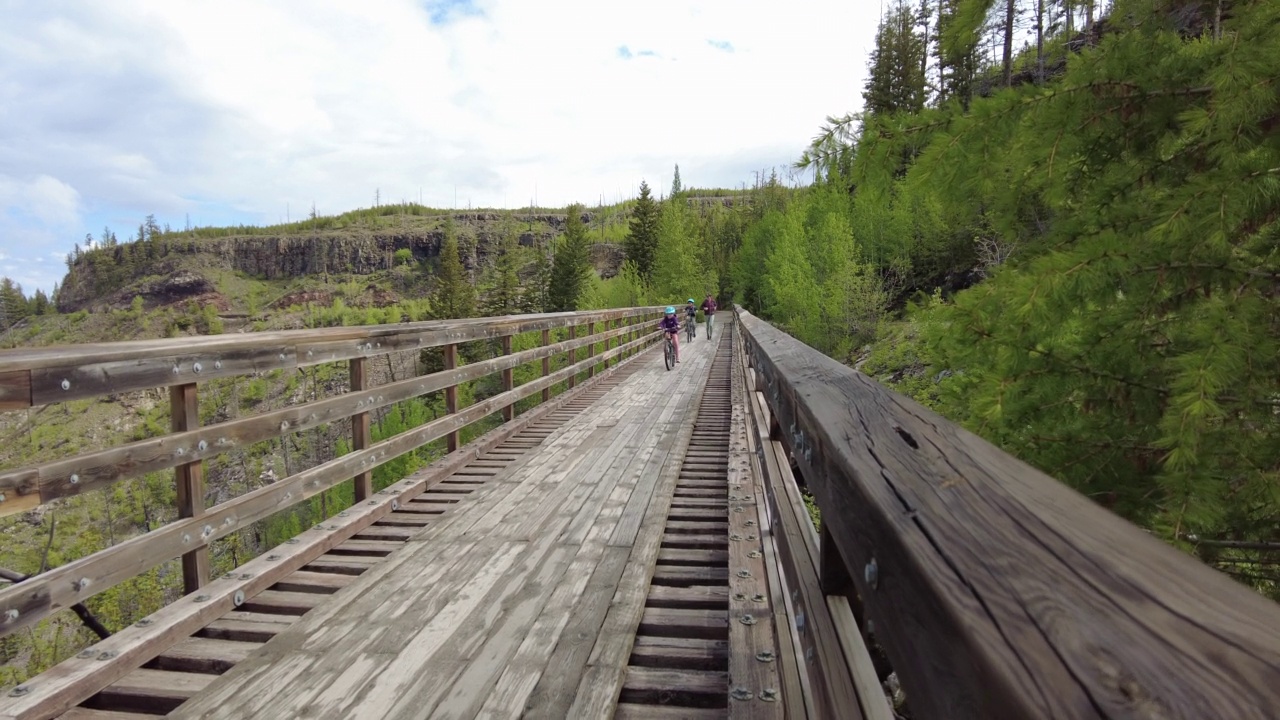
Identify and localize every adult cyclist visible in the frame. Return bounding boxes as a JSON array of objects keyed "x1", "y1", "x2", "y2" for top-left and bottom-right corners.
[
  {"x1": 659, "y1": 306, "x2": 681, "y2": 363},
  {"x1": 700, "y1": 294, "x2": 717, "y2": 340},
  {"x1": 684, "y1": 299, "x2": 697, "y2": 339}
]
